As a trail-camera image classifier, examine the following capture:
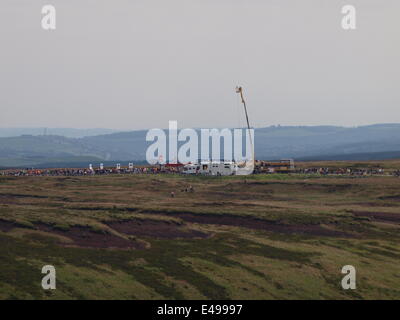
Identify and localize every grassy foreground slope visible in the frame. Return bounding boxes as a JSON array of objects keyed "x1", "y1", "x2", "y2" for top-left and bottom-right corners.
[{"x1": 0, "y1": 171, "x2": 399, "y2": 299}]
